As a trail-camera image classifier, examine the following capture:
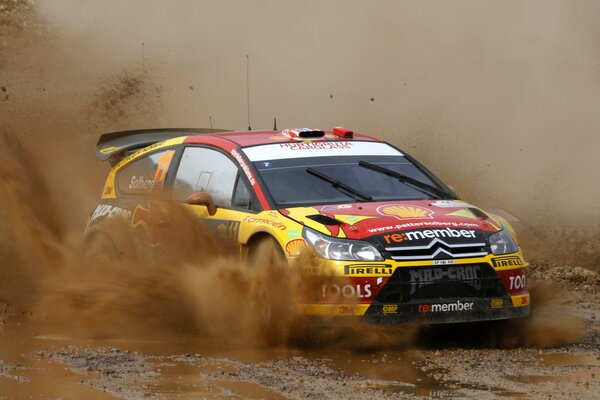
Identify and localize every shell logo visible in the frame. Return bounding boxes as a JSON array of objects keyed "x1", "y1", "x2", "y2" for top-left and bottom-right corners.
[
  {"x1": 378, "y1": 205, "x2": 434, "y2": 220},
  {"x1": 285, "y1": 239, "x2": 306, "y2": 256}
]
